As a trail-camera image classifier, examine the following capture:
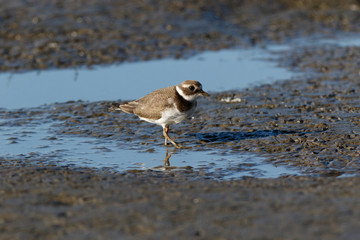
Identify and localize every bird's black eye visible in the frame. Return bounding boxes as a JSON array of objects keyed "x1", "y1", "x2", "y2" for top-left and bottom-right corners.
[{"x1": 189, "y1": 86, "x2": 195, "y2": 91}]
